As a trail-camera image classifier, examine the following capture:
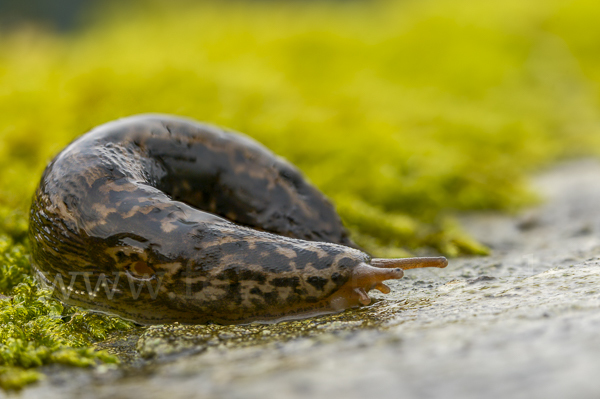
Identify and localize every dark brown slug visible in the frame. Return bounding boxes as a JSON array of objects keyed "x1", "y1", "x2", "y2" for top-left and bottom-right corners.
[{"x1": 28, "y1": 114, "x2": 447, "y2": 324}]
